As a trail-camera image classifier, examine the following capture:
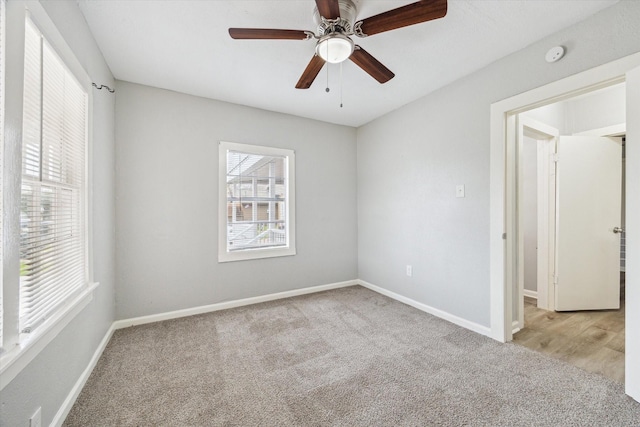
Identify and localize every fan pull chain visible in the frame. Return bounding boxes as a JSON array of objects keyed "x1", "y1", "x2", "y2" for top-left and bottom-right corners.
[
  {"x1": 340, "y1": 62, "x2": 343, "y2": 108},
  {"x1": 325, "y1": 44, "x2": 330, "y2": 93},
  {"x1": 326, "y1": 64, "x2": 330, "y2": 93},
  {"x1": 324, "y1": 59, "x2": 330, "y2": 93}
]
